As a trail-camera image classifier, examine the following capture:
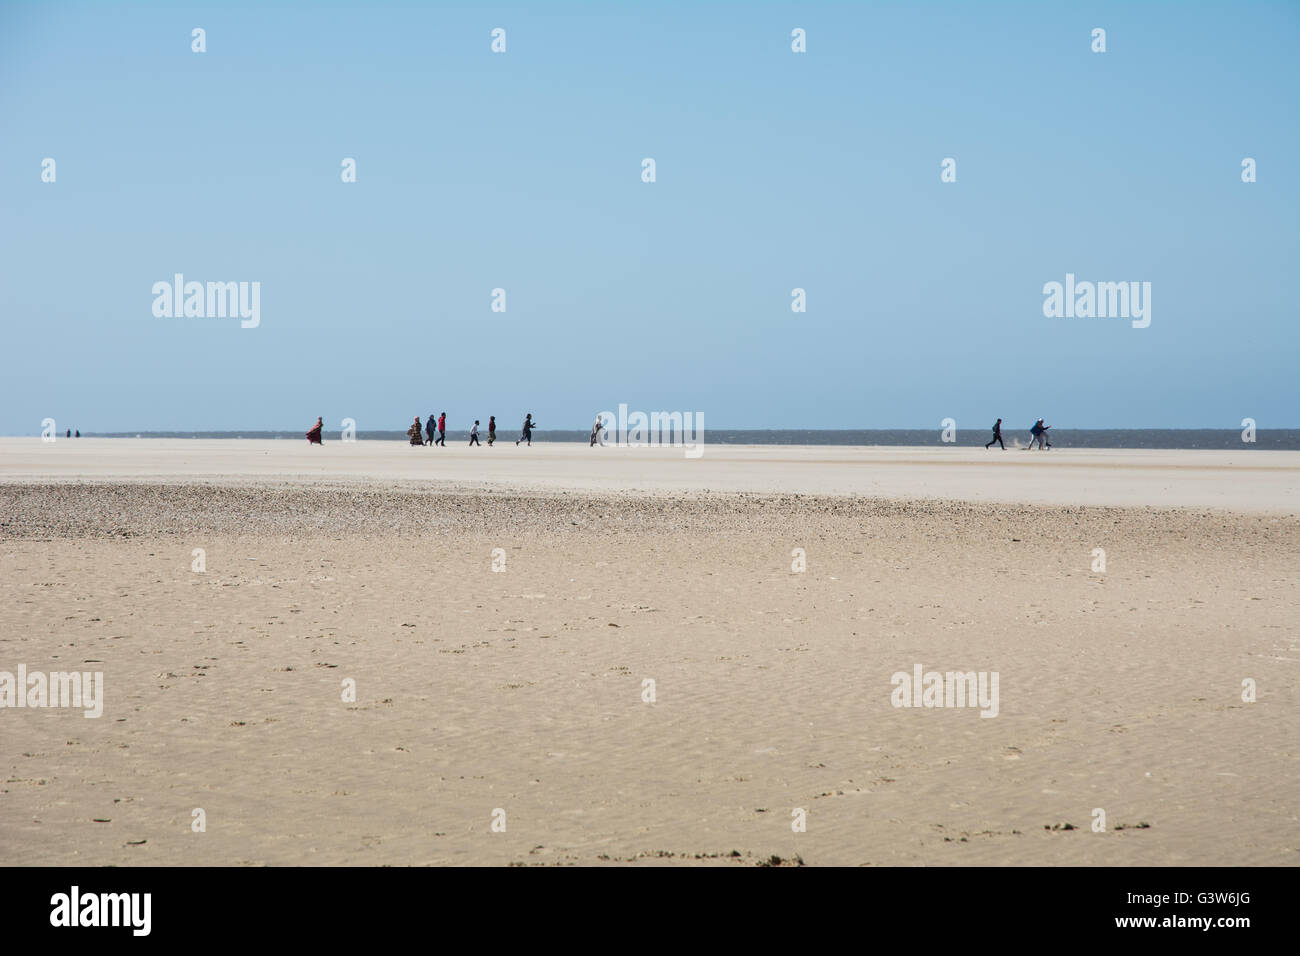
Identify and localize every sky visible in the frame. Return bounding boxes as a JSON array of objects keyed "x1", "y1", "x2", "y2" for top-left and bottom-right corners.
[{"x1": 1, "y1": 0, "x2": 1297, "y2": 433}]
